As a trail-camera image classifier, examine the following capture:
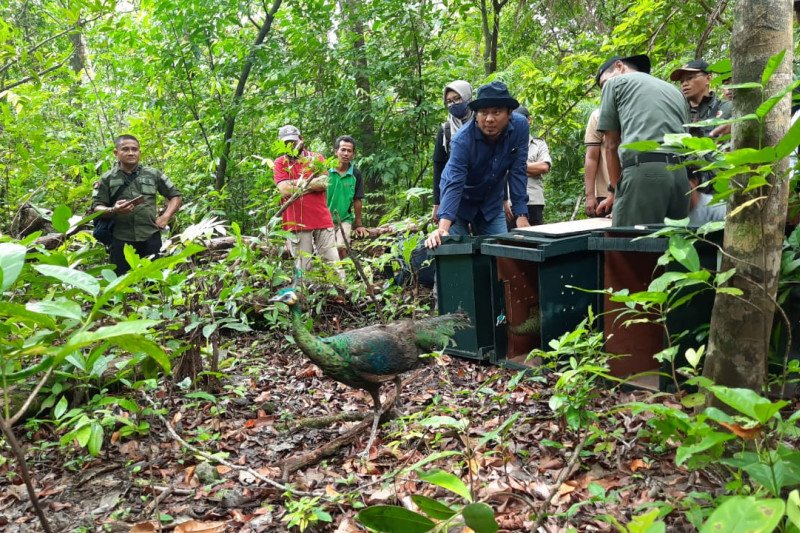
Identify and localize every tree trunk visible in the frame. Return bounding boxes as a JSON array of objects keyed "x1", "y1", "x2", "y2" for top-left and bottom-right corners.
[
  {"x1": 339, "y1": 0, "x2": 378, "y2": 199},
  {"x1": 702, "y1": 0, "x2": 792, "y2": 393},
  {"x1": 214, "y1": 0, "x2": 283, "y2": 191},
  {"x1": 480, "y1": 0, "x2": 506, "y2": 75}
]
